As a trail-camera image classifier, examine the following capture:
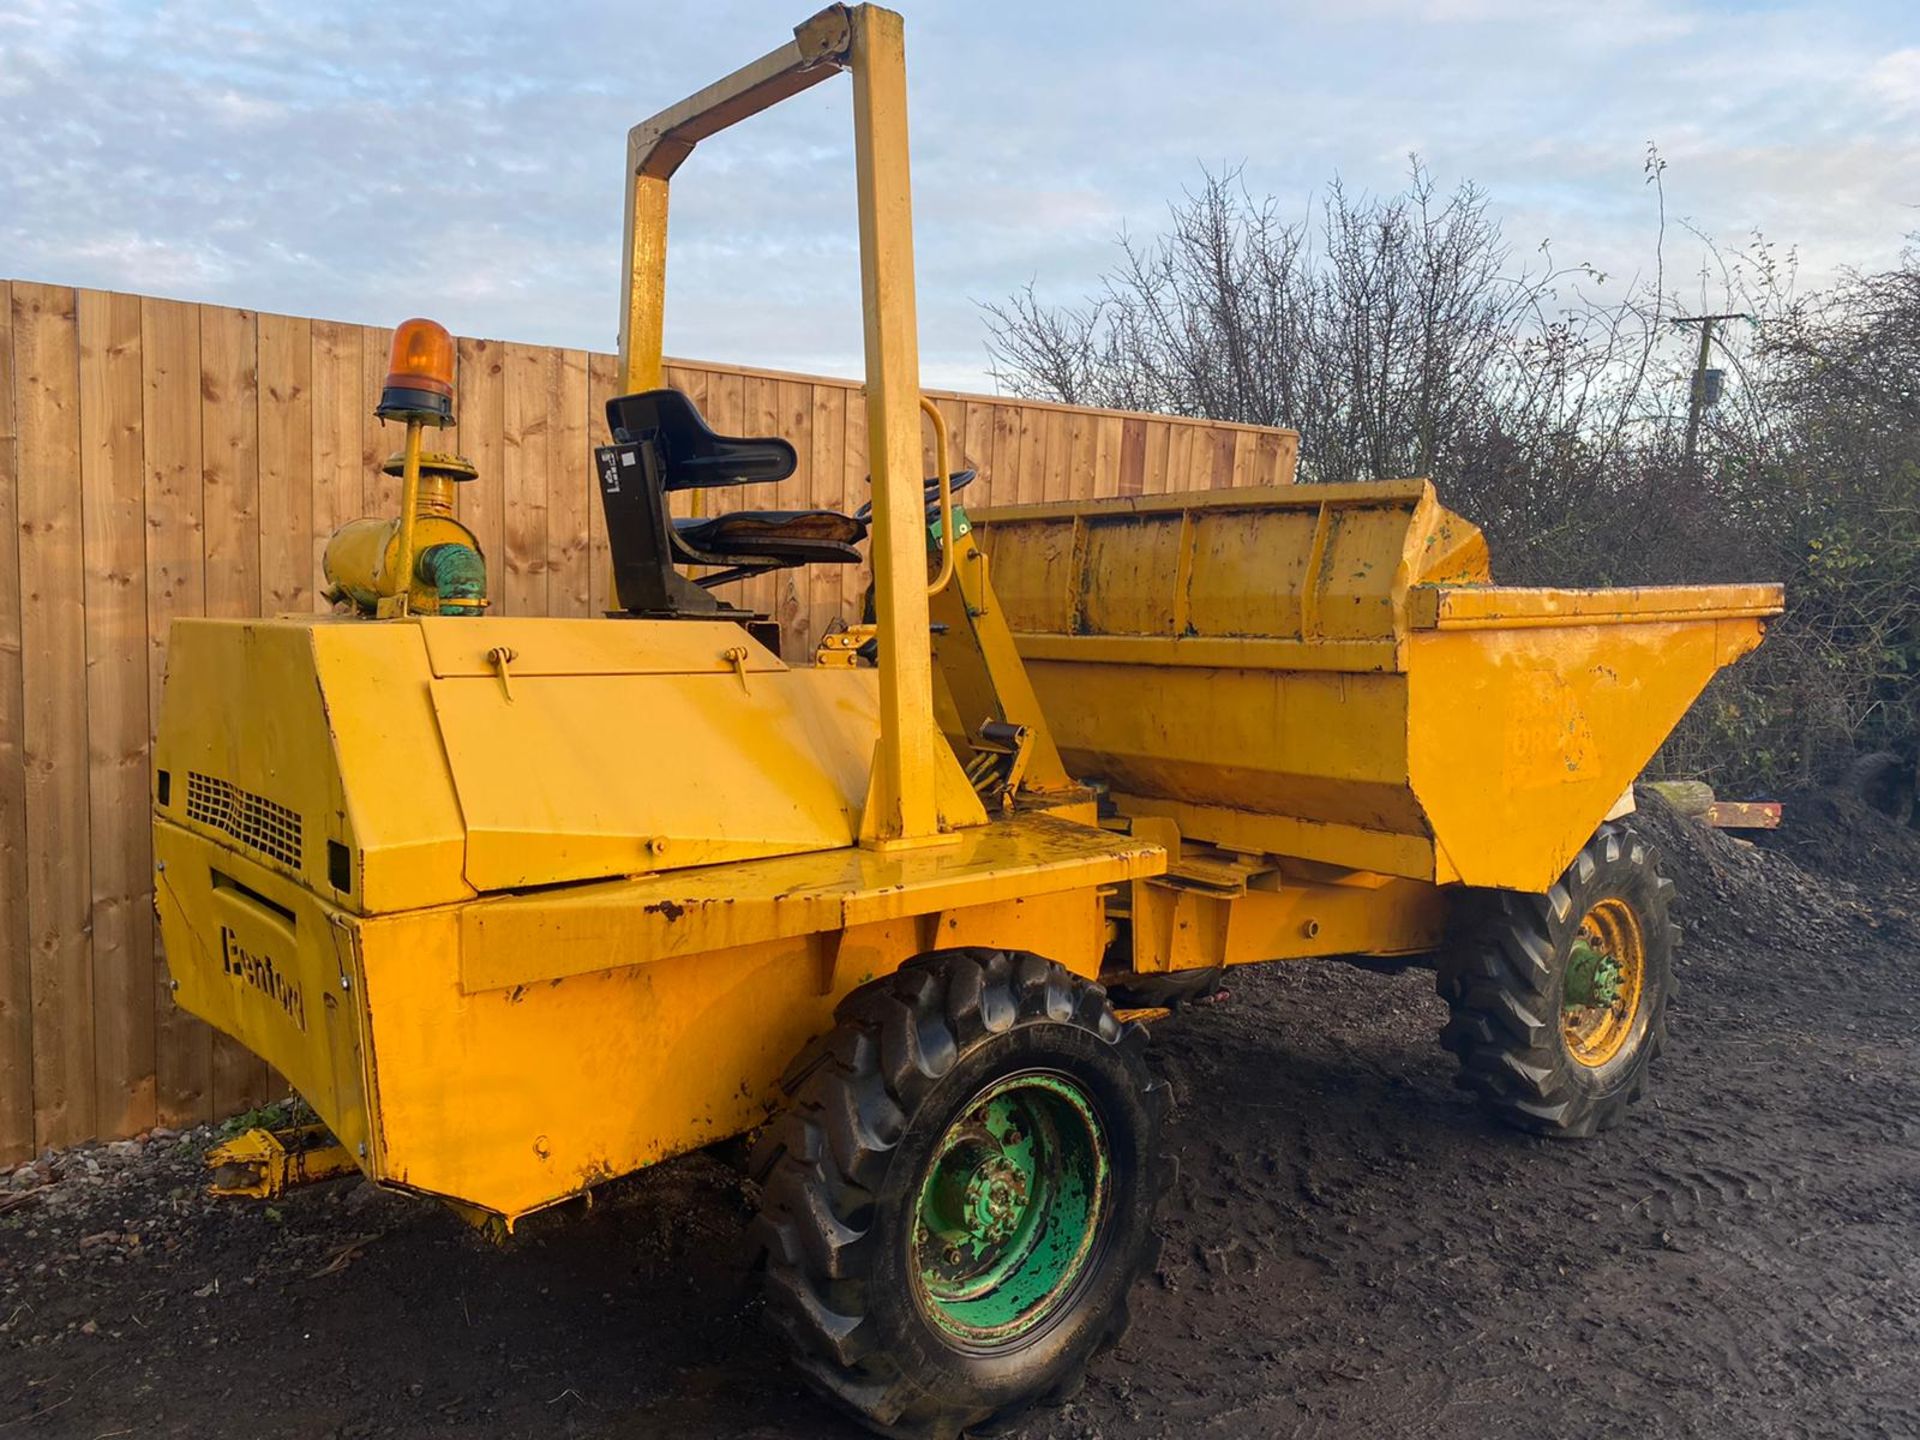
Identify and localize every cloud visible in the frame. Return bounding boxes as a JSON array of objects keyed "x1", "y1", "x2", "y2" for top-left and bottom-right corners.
[
  {"x1": 1866, "y1": 47, "x2": 1920, "y2": 114},
  {"x1": 0, "y1": 0, "x2": 1914, "y2": 393}
]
